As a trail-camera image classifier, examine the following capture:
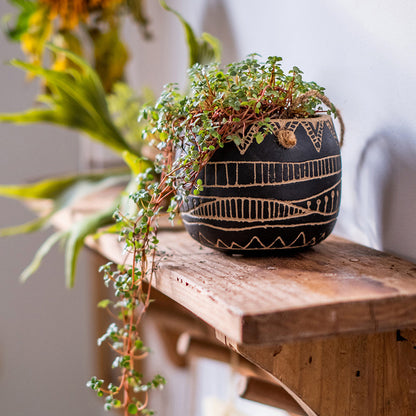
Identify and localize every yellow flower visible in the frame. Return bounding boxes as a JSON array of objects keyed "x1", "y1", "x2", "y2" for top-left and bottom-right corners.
[
  {"x1": 21, "y1": 6, "x2": 53, "y2": 67},
  {"x1": 40, "y1": 0, "x2": 123, "y2": 29}
]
